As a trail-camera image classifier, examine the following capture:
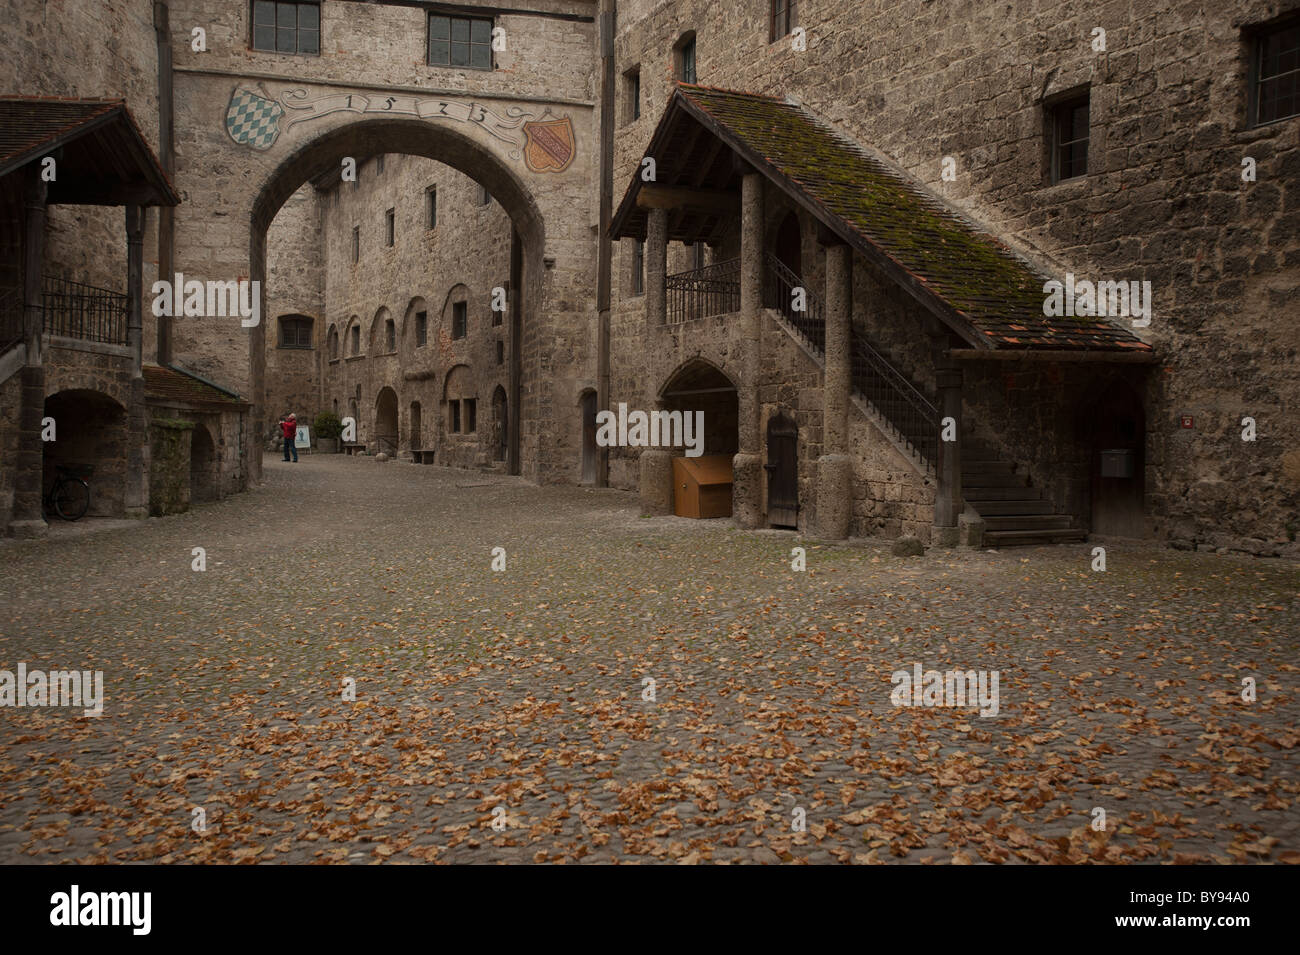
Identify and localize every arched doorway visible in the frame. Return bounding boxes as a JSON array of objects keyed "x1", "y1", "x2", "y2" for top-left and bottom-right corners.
[
  {"x1": 409, "y1": 401, "x2": 422, "y2": 451},
  {"x1": 248, "y1": 118, "x2": 547, "y2": 481},
  {"x1": 190, "y1": 424, "x2": 218, "y2": 504},
  {"x1": 374, "y1": 387, "x2": 399, "y2": 455},
  {"x1": 493, "y1": 386, "x2": 508, "y2": 463},
  {"x1": 42, "y1": 390, "x2": 128, "y2": 518},
  {"x1": 579, "y1": 389, "x2": 597, "y2": 484},
  {"x1": 659, "y1": 359, "x2": 739, "y2": 458},
  {"x1": 1086, "y1": 379, "x2": 1146, "y2": 537},
  {"x1": 766, "y1": 411, "x2": 798, "y2": 528}
]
